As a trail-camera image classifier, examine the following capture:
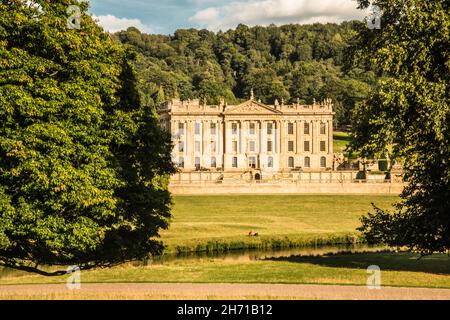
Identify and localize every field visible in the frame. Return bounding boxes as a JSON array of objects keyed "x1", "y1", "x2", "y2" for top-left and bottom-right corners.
[
  {"x1": 1, "y1": 194, "x2": 450, "y2": 299},
  {"x1": 160, "y1": 195, "x2": 398, "y2": 253}
]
